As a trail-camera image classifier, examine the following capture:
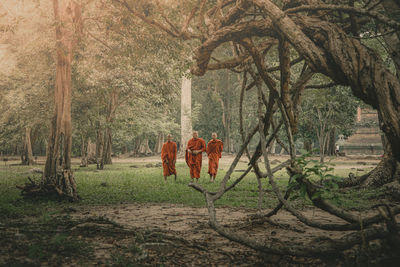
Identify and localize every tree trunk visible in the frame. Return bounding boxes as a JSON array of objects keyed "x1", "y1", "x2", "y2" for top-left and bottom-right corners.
[
  {"x1": 250, "y1": 0, "x2": 400, "y2": 162},
  {"x1": 35, "y1": 0, "x2": 82, "y2": 201},
  {"x1": 100, "y1": 127, "x2": 112, "y2": 169},
  {"x1": 304, "y1": 140, "x2": 312, "y2": 153},
  {"x1": 340, "y1": 142, "x2": 400, "y2": 189},
  {"x1": 224, "y1": 71, "x2": 232, "y2": 153},
  {"x1": 133, "y1": 137, "x2": 141, "y2": 155},
  {"x1": 14, "y1": 144, "x2": 19, "y2": 156},
  {"x1": 153, "y1": 133, "x2": 164, "y2": 153},
  {"x1": 80, "y1": 134, "x2": 87, "y2": 167},
  {"x1": 267, "y1": 139, "x2": 276, "y2": 154},
  {"x1": 87, "y1": 138, "x2": 96, "y2": 164},
  {"x1": 319, "y1": 137, "x2": 325, "y2": 163},
  {"x1": 96, "y1": 129, "x2": 104, "y2": 170},
  {"x1": 322, "y1": 128, "x2": 335, "y2": 156},
  {"x1": 21, "y1": 127, "x2": 34, "y2": 165},
  {"x1": 137, "y1": 138, "x2": 152, "y2": 155},
  {"x1": 100, "y1": 89, "x2": 118, "y2": 169},
  {"x1": 180, "y1": 75, "x2": 192, "y2": 153}
]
